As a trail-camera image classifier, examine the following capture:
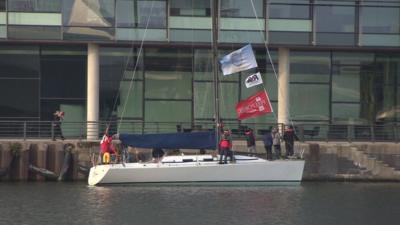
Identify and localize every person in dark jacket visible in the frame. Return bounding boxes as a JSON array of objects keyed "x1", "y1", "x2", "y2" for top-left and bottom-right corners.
[
  {"x1": 52, "y1": 110, "x2": 65, "y2": 141},
  {"x1": 283, "y1": 125, "x2": 299, "y2": 158},
  {"x1": 245, "y1": 128, "x2": 256, "y2": 156},
  {"x1": 262, "y1": 131, "x2": 273, "y2": 160}
]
